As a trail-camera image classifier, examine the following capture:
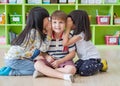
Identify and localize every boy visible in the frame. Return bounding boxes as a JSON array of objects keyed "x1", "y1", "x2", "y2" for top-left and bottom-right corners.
[{"x1": 33, "y1": 10, "x2": 76, "y2": 83}]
